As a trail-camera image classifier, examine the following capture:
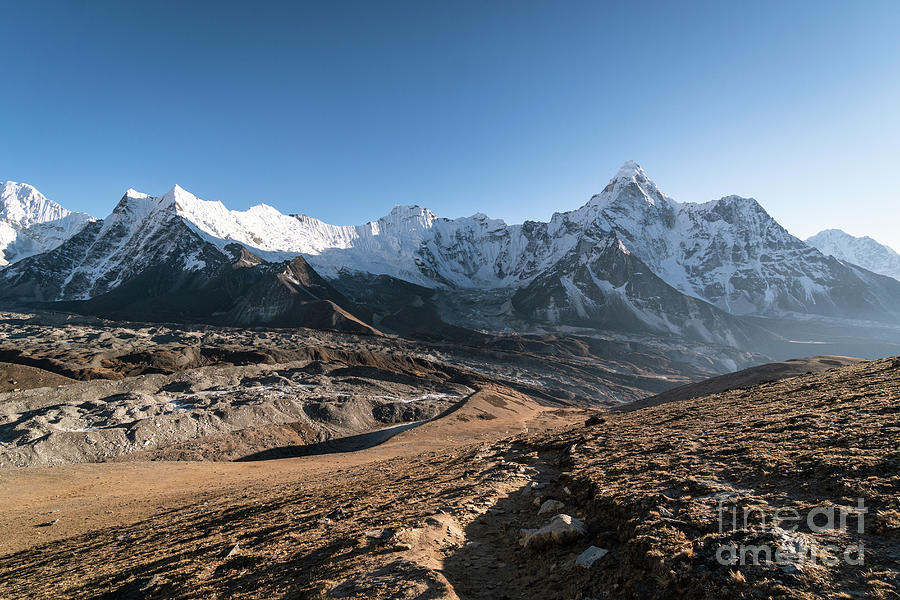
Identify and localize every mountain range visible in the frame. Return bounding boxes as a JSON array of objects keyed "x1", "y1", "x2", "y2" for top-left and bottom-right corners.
[{"x1": 2, "y1": 164, "x2": 899, "y2": 361}]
